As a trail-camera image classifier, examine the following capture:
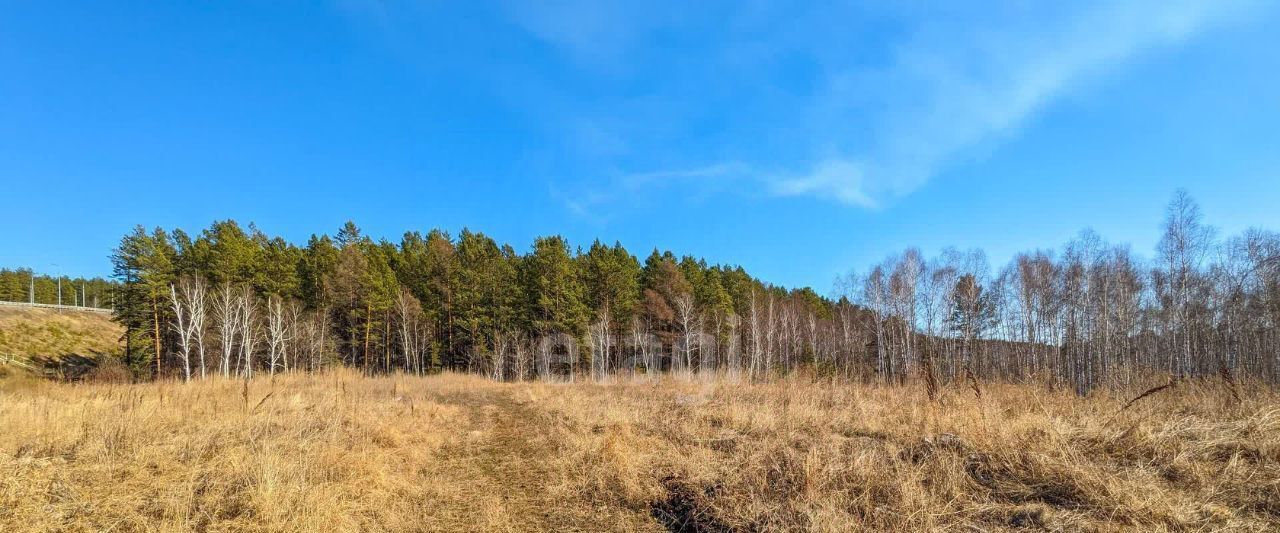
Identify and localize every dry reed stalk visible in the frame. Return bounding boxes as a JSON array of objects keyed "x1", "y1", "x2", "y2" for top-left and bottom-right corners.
[
  {"x1": 1113, "y1": 377, "x2": 1179, "y2": 420},
  {"x1": 1219, "y1": 364, "x2": 1242, "y2": 405},
  {"x1": 965, "y1": 365, "x2": 983, "y2": 400}
]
